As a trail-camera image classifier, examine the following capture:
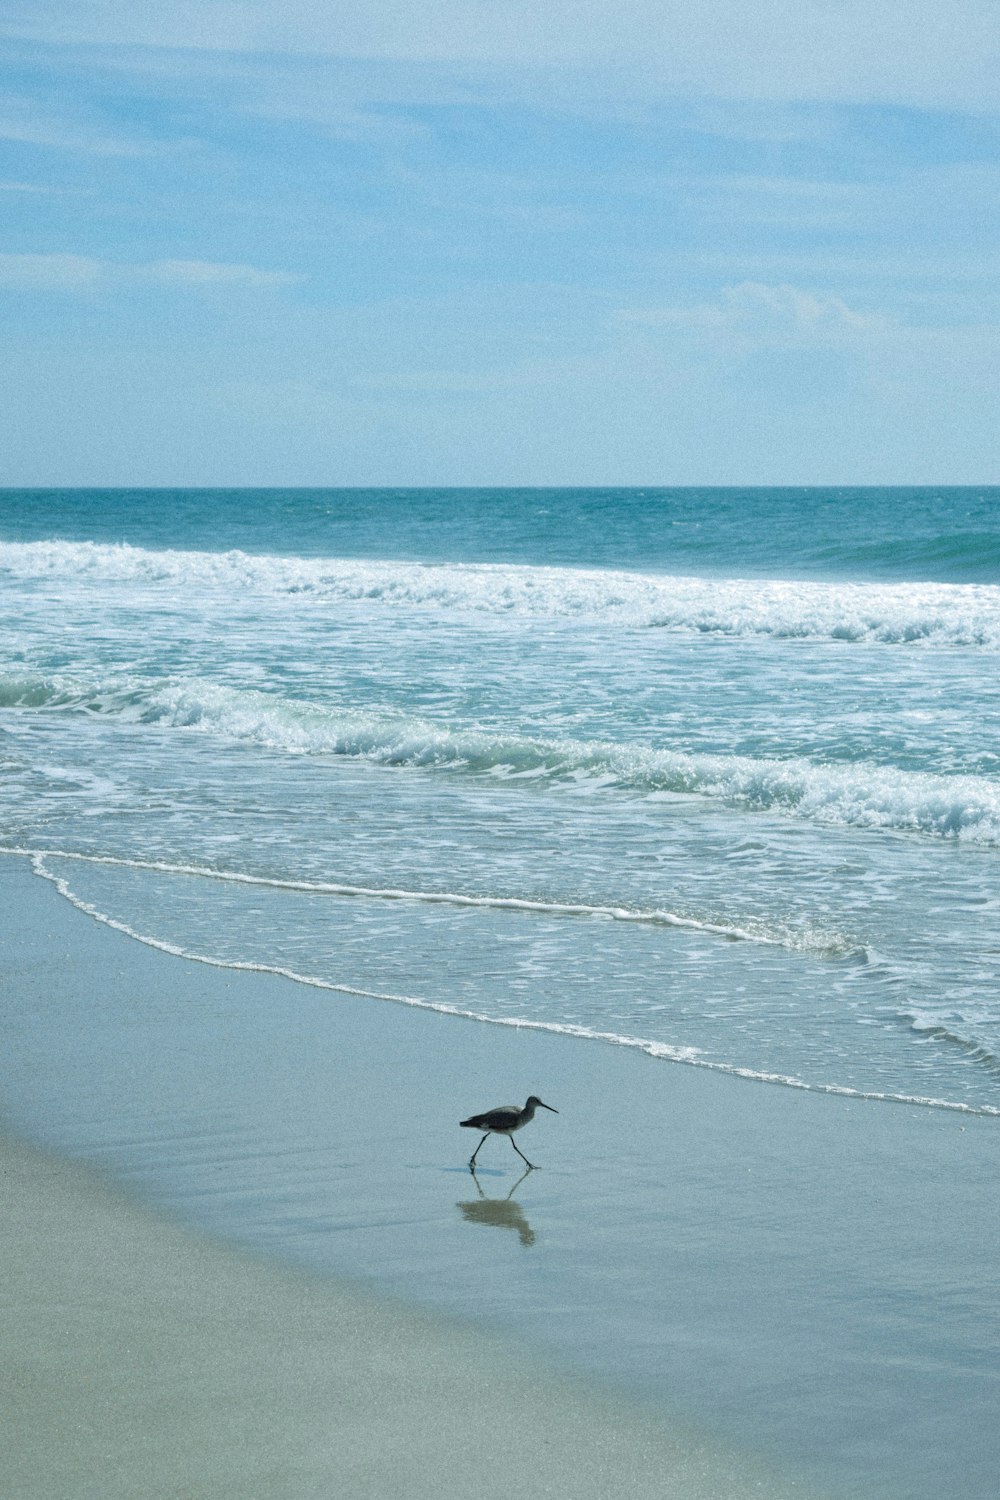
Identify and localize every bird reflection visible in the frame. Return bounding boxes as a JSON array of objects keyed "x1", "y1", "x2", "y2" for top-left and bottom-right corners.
[{"x1": 457, "y1": 1168, "x2": 536, "y2": 1247}]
